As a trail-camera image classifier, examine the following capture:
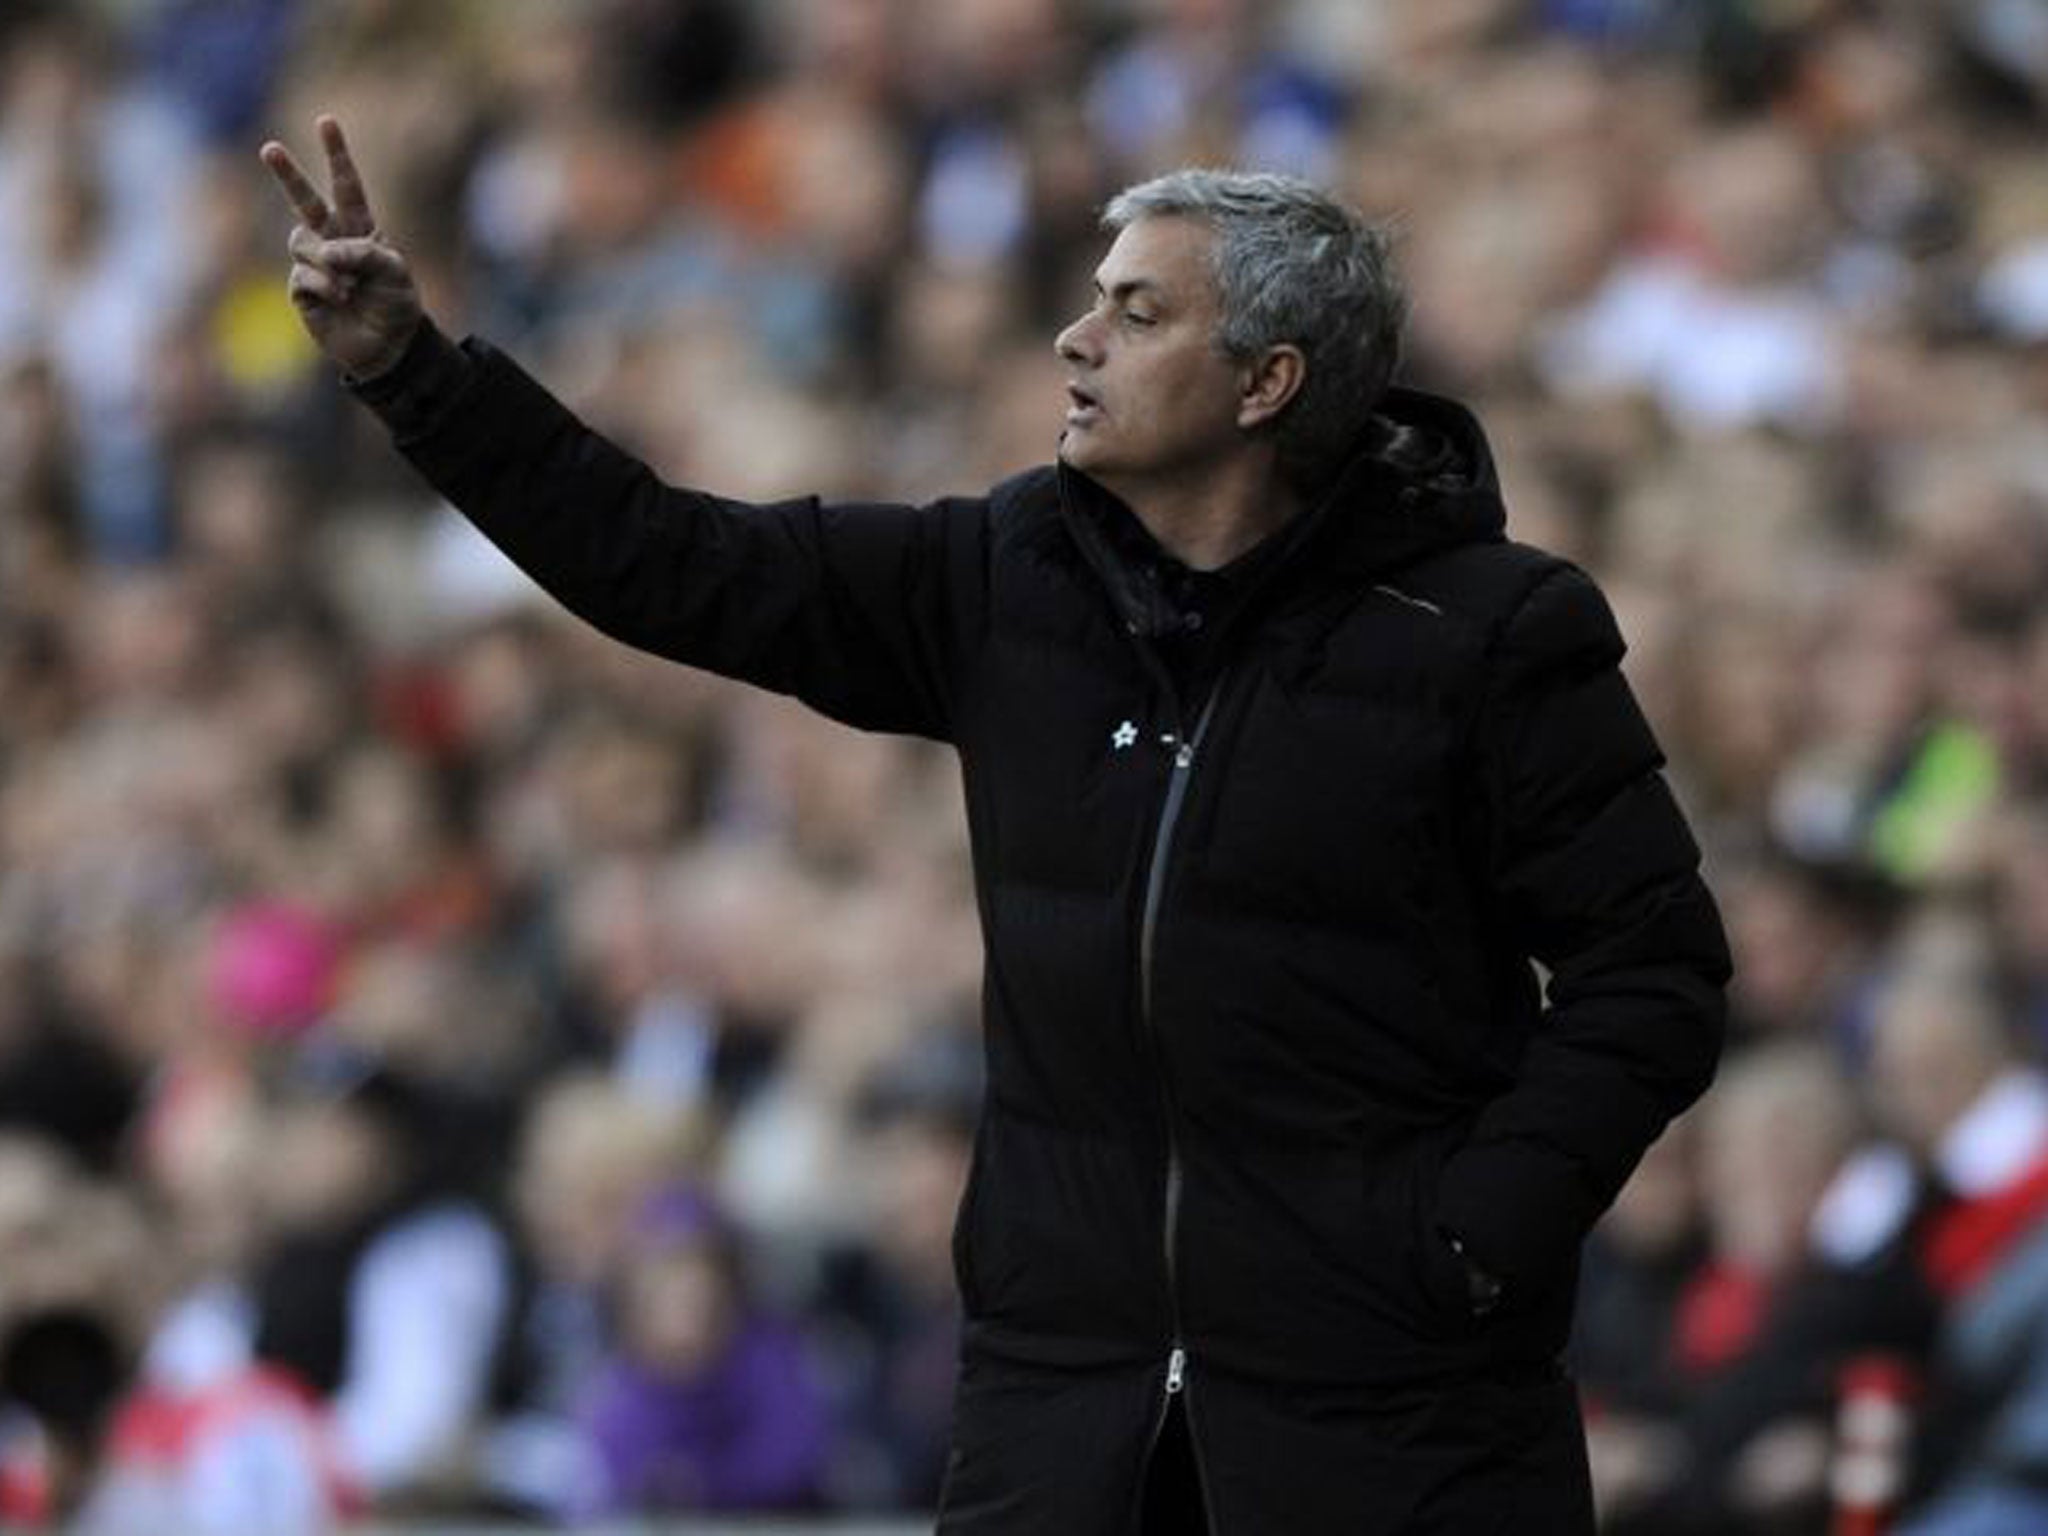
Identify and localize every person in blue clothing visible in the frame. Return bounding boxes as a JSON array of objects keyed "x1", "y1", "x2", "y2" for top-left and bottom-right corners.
[{"x1": 263, "y1": 116, "x2": 1728, "y2": 1534}]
